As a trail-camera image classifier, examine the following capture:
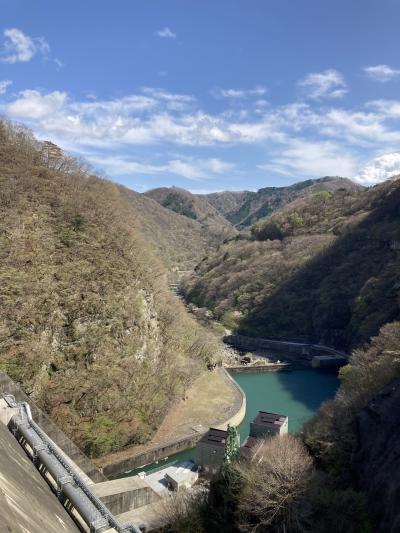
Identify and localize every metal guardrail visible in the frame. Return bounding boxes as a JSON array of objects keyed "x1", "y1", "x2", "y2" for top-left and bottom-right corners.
[{"x1": 3, "y1": 394, "x2": 142, "y2": 533}]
